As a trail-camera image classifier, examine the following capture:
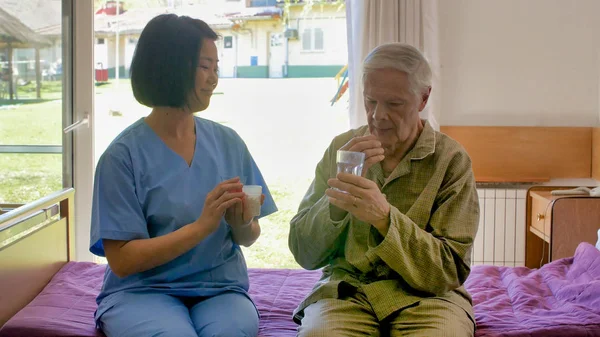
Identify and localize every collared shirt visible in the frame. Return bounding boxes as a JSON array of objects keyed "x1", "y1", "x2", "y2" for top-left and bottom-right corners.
[{"x1": 289, "y1": 121, "x2": 480, "y2": 323}]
